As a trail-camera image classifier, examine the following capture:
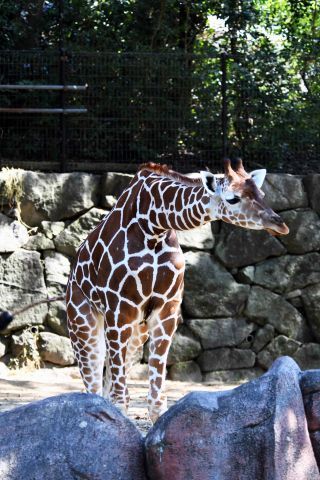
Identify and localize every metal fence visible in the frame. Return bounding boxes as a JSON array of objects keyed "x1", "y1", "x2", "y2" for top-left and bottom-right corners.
[{"x1": 0, "y1": 50, "x2": 319, "y2": 174}]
